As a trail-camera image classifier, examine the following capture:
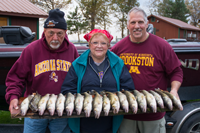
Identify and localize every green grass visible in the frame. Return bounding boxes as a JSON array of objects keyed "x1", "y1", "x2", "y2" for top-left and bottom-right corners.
[
  {"x1": 187, "y1": 99, "x2": 200, "y2": 102},
  {"x1": 0, "y1": 110, "x2": 24, "y2": 124}
]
